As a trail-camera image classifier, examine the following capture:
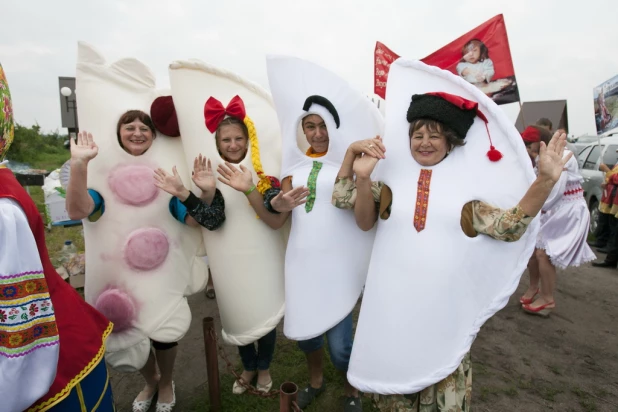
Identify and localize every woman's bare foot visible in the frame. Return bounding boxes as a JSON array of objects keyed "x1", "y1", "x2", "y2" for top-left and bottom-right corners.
[
  {"x1": 257, "y1": 369, "x2": 272, "y2": 386},
  {"x1": 157, "y1": 380, "x2": 175, "y2": 404},
  {"x1": 520, "y1": 287, "x2": 539, "y2": 303},
  {"x1": 134, "y1": 374, "x2": 160, "y2": 402},
  {"x1": 239, "y1": 370, "x2": 256, "y2": 385},
  {"x1": 526, "y1": 296, "x2": 555, "y2": 310}
]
